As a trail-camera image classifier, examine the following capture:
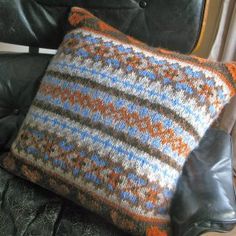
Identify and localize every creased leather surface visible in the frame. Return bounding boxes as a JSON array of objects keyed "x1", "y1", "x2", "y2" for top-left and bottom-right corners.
[
  {"x1": 0, "y1": 0, "x2": 206, "y2": 53},
  {"x1": 0, "y1": 164, "x2": 127, "y2": 236},
  {"x1": 170, "y1": 129, "x2": 236, "y2": 236}
]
